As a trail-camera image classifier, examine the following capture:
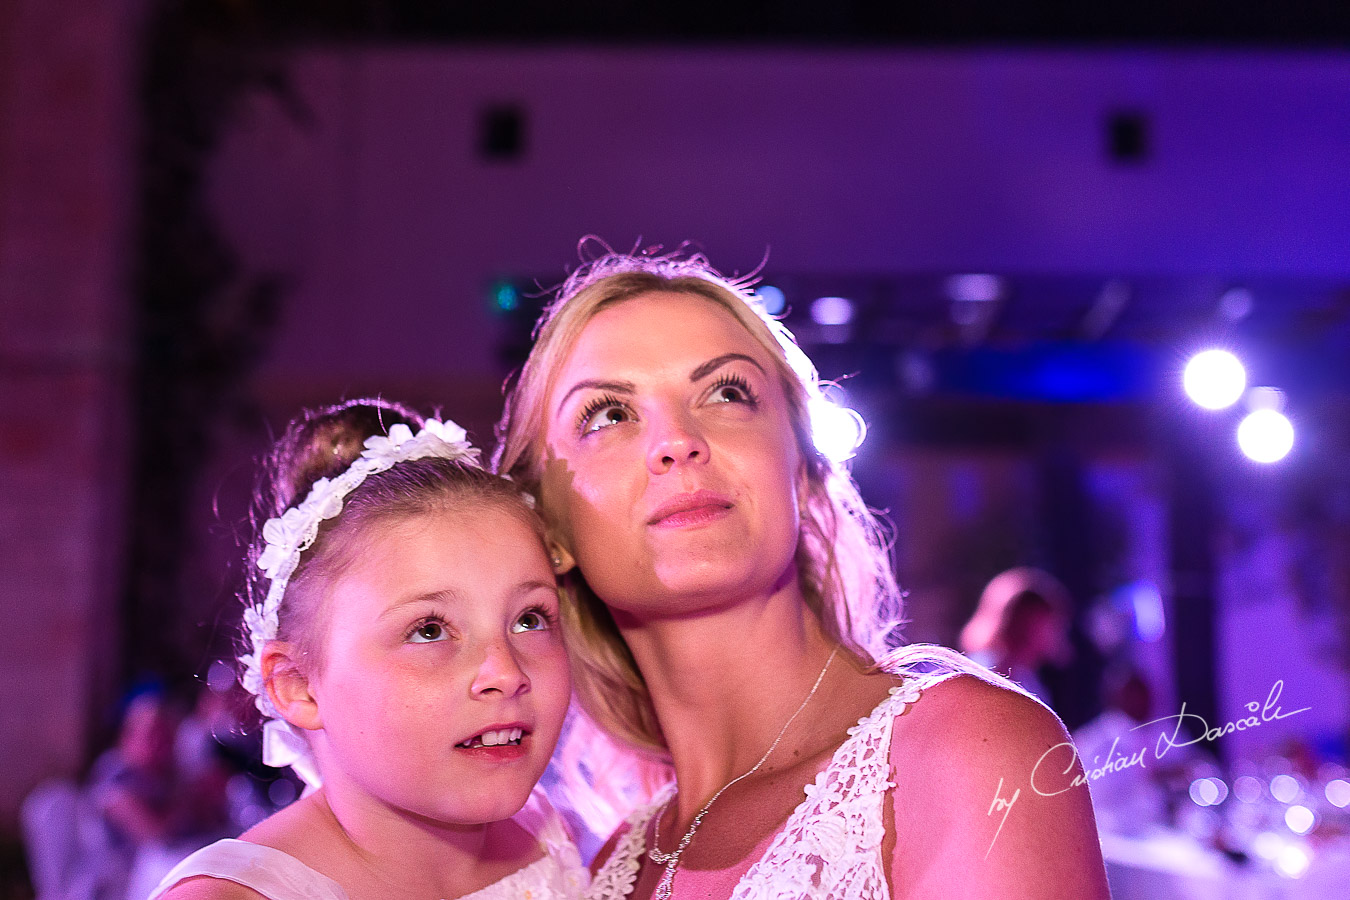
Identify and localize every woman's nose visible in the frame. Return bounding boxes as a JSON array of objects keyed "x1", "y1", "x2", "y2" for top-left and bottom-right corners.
[
  {"x1": 470, "y1": 641, "x2": 531, "y2": 698},
  {"x1": 646, "y1": 408, "x2": 710, "y2": 474}
]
